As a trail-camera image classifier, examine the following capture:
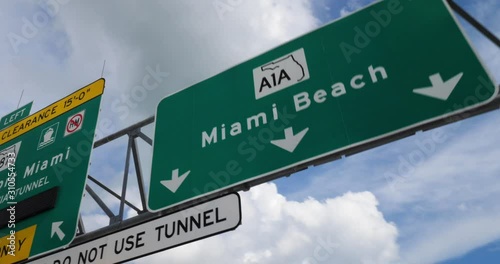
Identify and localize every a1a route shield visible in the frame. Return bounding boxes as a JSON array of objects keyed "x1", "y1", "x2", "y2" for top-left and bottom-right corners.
[
  {"x1": 0, "y1": 79, "x2": 104, "y2": 262},
  {"x1": 149, "y1": 0, "x2": 497, "y2": 212}
]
